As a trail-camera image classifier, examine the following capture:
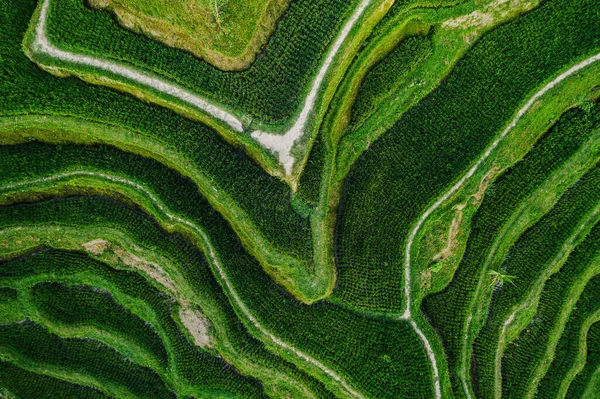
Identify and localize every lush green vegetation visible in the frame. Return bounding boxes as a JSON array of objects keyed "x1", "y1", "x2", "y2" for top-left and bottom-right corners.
[
  {"x1": 3, "y1": 0, "x2": 600, "y2": 397},
  {"x1": 39, "y1": 0, "x2": 356, "y2": 124},
  {"x1": 535, "y1": 274, "x2": 600, "y2": 399},
  {"x1": 423, "y1": 103, "x2": 600, "y2": 395},
  {"x1": 349, "y1": 32, "x2": 433, "y2": 129},
  {"x1": 87, "y1": 0, "x2": 290, "y2": 70},
  {"x1": 564, "y1": 321, "x2": 600, "y2": 399},
  {"x1": 336, "y1": 0, "x2": 600, "y2": 313},
  {"x1": 0, "y1": 360, "x2": 114, "y2": 399}
]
